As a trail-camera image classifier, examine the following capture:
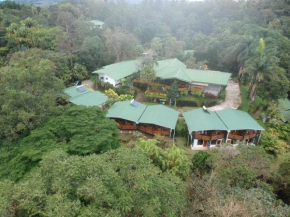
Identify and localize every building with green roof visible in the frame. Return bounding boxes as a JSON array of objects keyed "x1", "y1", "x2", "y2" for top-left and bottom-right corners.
[
  {"x1": 106, "y1": 100, "x2": 147, "y2": 123},
  {"x1": 93, "y1": 58, "x2": 231, "y2": 95},
  {"x1": 278, "y1": 98, "x2": 290, "y2": 123},
  {"x1": 106, "y1": 100, "x2": 179, "y2": 137},
  {"x1": 88, "y1": 20, "x2": 104, "y2": 29},
  {"x1": 138, "y1": 105, "x2": 179, "y2": 137},
  {"x1": 64, "y1": 86, "x2": 107, "y2": 108},
  {"x1": 64, "y1": 86, "x2": 90, "y2": 98},
  {"x1": 183, "y1": 108, "x2": 264, "y2": 149}
]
